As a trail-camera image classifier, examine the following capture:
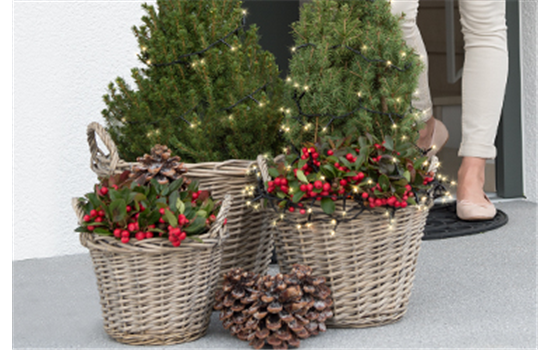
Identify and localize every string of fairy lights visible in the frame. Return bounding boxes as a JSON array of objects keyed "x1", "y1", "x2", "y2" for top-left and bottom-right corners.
[
  {"x1": 244, "y1": 163, "x2": 449, "y2": 233},
  {"x1": 123, "y1": 10, "x2": 276, "y2": 131}
]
